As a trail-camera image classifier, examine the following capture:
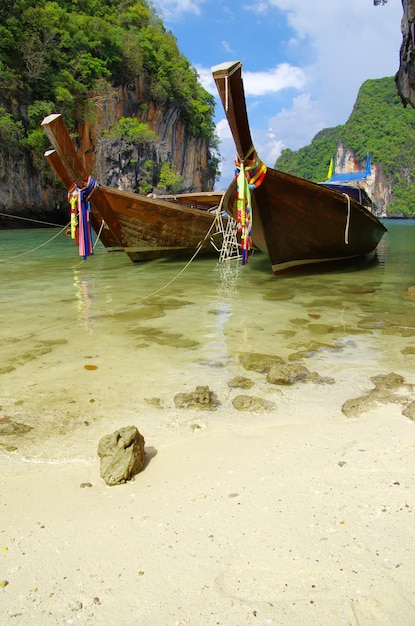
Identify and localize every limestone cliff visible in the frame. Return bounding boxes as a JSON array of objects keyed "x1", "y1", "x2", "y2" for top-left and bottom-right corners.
[
  {"x1": 396, "y1": 0, "x2": 415, "y2": 108},
  {"x1": 75, "y1": 79, "x2": 215, "y2": 193},
  {"x1": 0, "y1": 78, "x2": 215, "y2": 227},
  {"x1": 333, "y1": 143, "x2": 392, "y2": 216}
]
